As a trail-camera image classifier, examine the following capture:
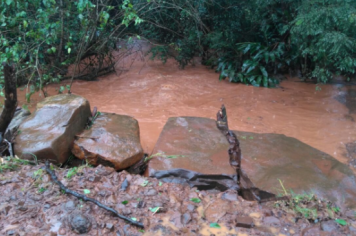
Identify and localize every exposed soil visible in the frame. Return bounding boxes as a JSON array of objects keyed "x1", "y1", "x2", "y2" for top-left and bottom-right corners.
[{"x1": 1, "y1": 164, "x2": 355, "y2": 236}]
